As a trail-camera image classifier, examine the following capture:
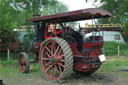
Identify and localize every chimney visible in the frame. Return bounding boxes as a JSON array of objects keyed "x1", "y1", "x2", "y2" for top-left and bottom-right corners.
[{"x1": 33, "y1": 14, "x2": 40, "y2": 18}]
